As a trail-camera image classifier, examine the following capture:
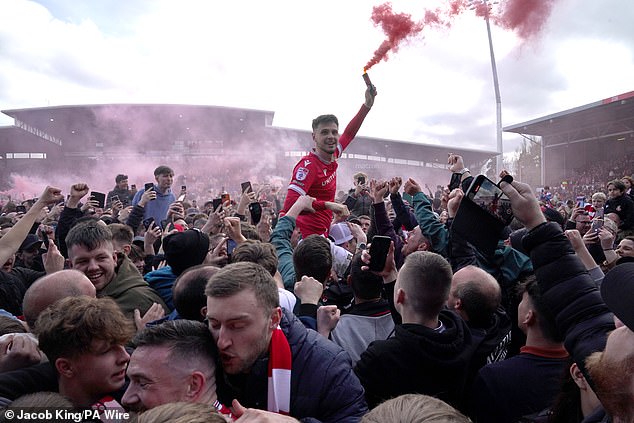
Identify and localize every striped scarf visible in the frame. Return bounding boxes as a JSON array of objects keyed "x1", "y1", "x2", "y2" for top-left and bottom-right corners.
[{"x1": 267, "y1": 325, "x2": 292, "y2": 414}]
